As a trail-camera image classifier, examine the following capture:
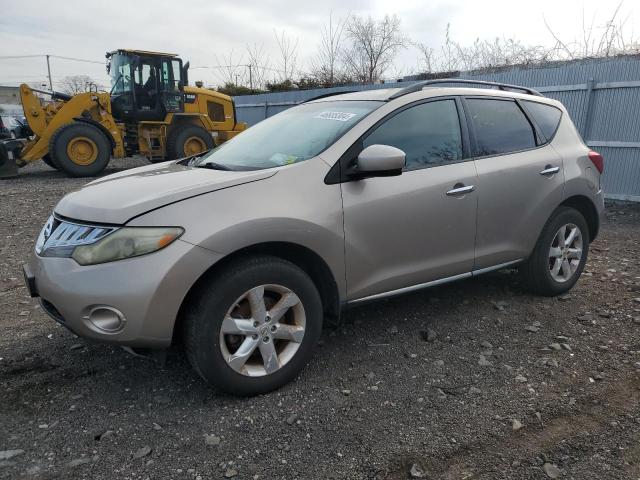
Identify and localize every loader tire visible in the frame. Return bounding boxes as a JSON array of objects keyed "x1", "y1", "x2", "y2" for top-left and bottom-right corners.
[
  {"x1": 42, "y1": 154, "x2": 57, "y2": 170},
  {"x1": 49, "y1": 123, "x2": 111, "y2": 177},
  {"x1": 166, "y1": 125, "x2": 214, "y2": 160}
]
